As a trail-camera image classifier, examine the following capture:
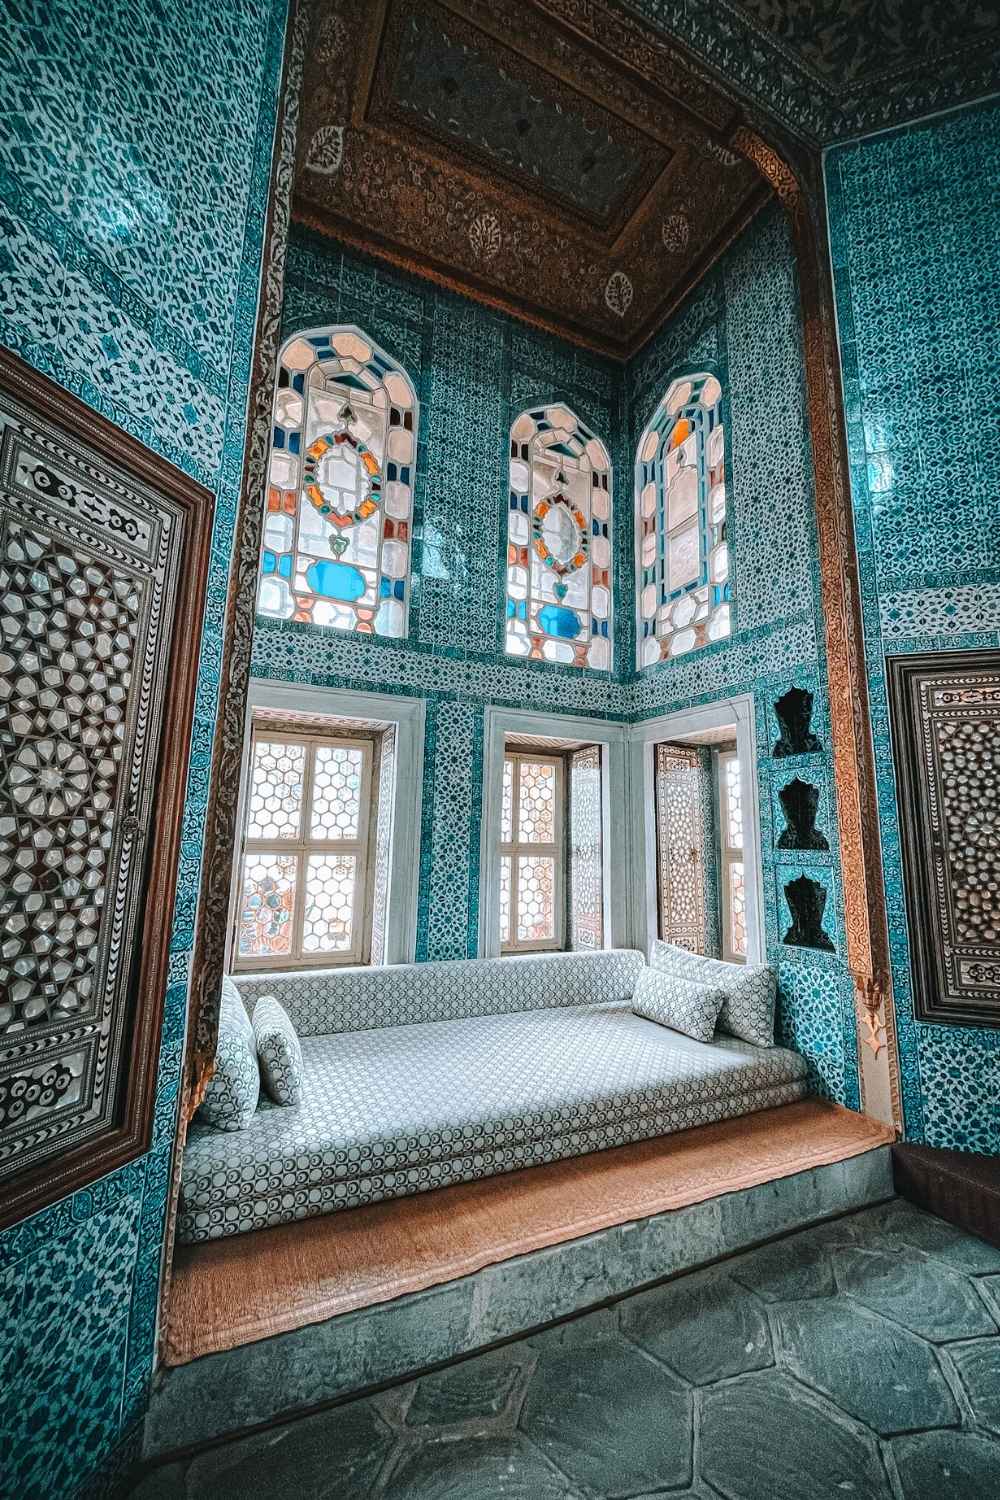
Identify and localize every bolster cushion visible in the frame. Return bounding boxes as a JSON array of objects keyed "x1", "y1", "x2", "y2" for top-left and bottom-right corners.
[
  {"x1": 196, "y1": 978, "x2": 260, "y2": 1131},
  {"x1": 632, "y1": 966, "x2": 724, "y2": 1043},
  {"x1": 650, "y1": 940, "x2": 776, "y2": 1048},
  {"x1": 253, "y1": 995, "x2": 304, "y2": 1107}
]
